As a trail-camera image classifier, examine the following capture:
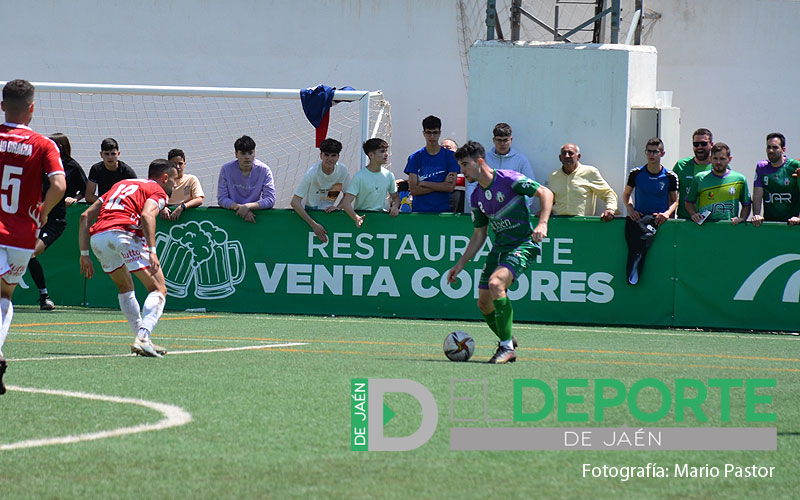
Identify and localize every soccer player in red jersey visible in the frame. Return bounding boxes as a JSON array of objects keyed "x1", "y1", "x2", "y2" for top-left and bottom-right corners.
[
  {"x1": 0, "y1": 79, "x2": 66, "y2": 394},
  {"x1": 79, "y1": 159, "x2": 177, "y2": 358}
]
